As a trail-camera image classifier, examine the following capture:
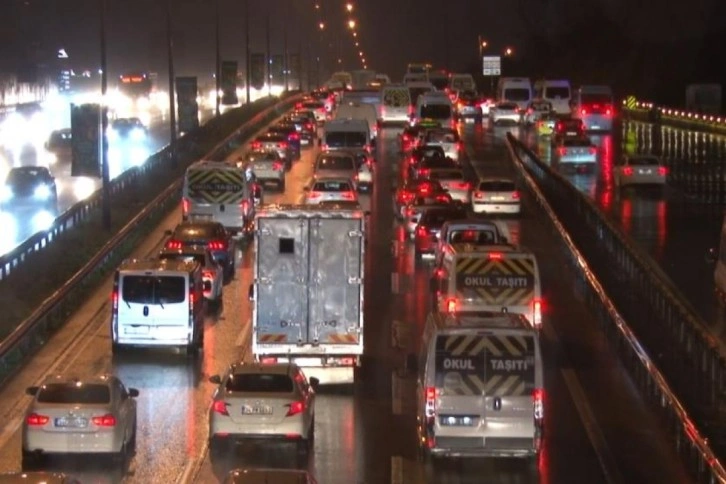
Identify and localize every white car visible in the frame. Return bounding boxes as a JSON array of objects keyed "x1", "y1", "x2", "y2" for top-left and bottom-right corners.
[
  {"x1": 157, "y1": 246, "x2": 223, "y2": 304},
  {"x1": 208, "y1": 362, "x2": 319, "y2": 455},
  {"x1": 472, "y1": 177, "x2": 521, "y2": 214},
  {"x1": 614, "y1": 155, "x2": 668, "y2": 188},
  {"x1": 423, "y1": 128, "x2": 461, "y2": 161},
  {"x1": 553, "y1": 136, "x2": 597, "y2": 173},
  {"x1": 490, "y1": 102, "x2": 521, "y2": 125},
  {"x1": 305, "y1": 177, "x2": 358, "y2": 205},
  {"x1": 428, "y1": 168, "x2": 471, "y2": 204},
  {"x1": 22, "y1": 375, "x2": 139, "y2": 468}
]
